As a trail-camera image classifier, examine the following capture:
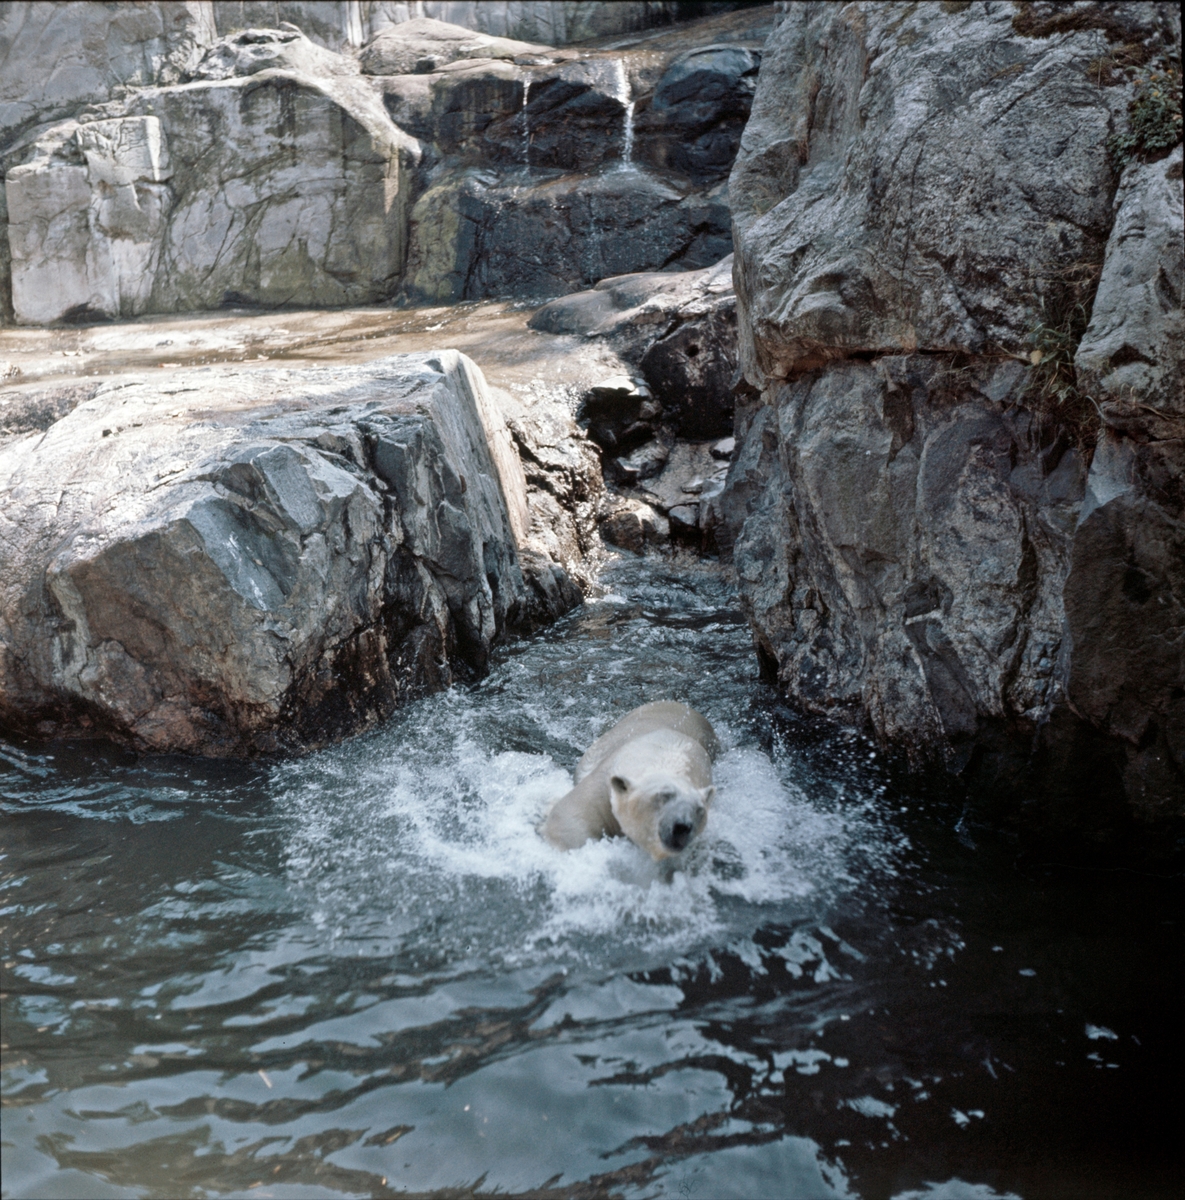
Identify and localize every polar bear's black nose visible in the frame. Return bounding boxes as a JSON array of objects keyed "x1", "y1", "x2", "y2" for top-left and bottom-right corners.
[
  {"x1": 660, "y1": 804, "x2": 701, "y2": 852},
  {"x1": 667, "y1": 821, "x2": 693, "y2": 851}
]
